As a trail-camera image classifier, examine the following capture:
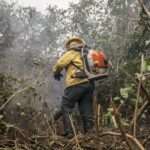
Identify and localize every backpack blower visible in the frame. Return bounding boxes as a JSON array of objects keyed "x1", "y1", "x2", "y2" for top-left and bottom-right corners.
[{"x1": 81, "y1": 46, "x2": 110, "y2": 81}]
